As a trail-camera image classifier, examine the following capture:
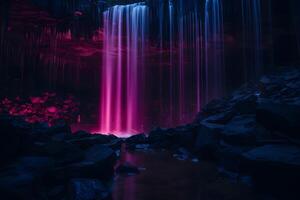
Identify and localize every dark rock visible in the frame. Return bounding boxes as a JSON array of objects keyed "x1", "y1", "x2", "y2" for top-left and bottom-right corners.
[
  {"x1": 0, "y1": 156, "x2": 54, "y2": 199},
  {"x1": 173, "y1": 148, "x2": 191, "y2": 161},
  {"x1": 53, "y1": 145, "x2": 116, "y2": 181},
  {"x1": 233, "y1": 94, "x2": 257, "y2": 114},
  {"x1": 0, "y1": 170, "x2": 35, "y2": 199},
  {"x1": 67, "y1": 134, "x2": 115, "y2": 149},
  {"x1": 72, "y1": 130, "x2": 92, "y2": 139},
  {"x1": 0, "y1": 115, "x2": 32, "y2": 164},
  {"x1": 242, "y1": 144, "x2": 300, "y2": 170},
  {"x1": 201, "y1": 99, "x2": 230, "y2": 116},
  {"x1": 48, "y1": 185, "x2": 65, "y2": 199},
  {"x1": 38, "y1": 141, "x2": 84, "y2": 165},
  {"x1": 194, "y1": 123, "x2": 221, "y2": 160},
  {"x1": 125, "y1": 133, "x2": 148, "y2": 149},
  {"x1": 69, "y1": 179, "x2": 110, "y2": 200},
  {"x1": 147, "y1": 125, "x2": 198, "y2": 149},
  {"x1": 172, "y1": 125, "x2": 198, "y2": 148},
  {"x1": 126, "y1": 133, "x2": 147, "y2": 144},
  {"x1": 256, "y1": 102, "x2": 300, "y2": 139},
  {"x1": 217, "y1": 141, "x2": 252, "y2": 172},
  {"x1": 241, "y1": 145, "x2": 300, "y2": 198},
  {"x1": 148, "y1": 128, "x2": 169, "y2": 142},
  {"x1": 220, "y1": 115, "x2": 258, "y2": 145},
  {"x1": 51, "y1": 132, "x2": 68, "y2": 141},
  {"x1": 85, "y1": 144, "x2": 116, "y2": 164},
  {"x1": 116, "y1": 162, "x2": 140, "y2": 175},
  {"x1": 16, "y1": 156, "x2": 55, "y2": 173},
  {"x1": 147, "y1": 128, "x2": 172, "y2": 148},
  {"x1": 104, "y1": 138, "x2": 123, "y2": 150},
  {"x1": 31, "y1": 120, "x2": 71, "y2": 138},
  {"x1": 134, "y1": 144, "x2": 150, "y2": 150},
  {"x1": 47, "y1": 120, "x2": 72, "y2": 135},
  {"x1": 204, "y1": 111, "x2": 236, "y2": 125}
]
